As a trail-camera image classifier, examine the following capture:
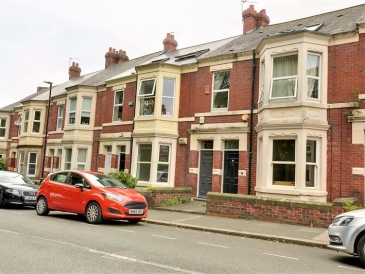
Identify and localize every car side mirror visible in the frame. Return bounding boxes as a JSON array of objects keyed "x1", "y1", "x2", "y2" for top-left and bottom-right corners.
[{"x1": 75, "y1": 183, "x2": 84, "y2": 192}]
